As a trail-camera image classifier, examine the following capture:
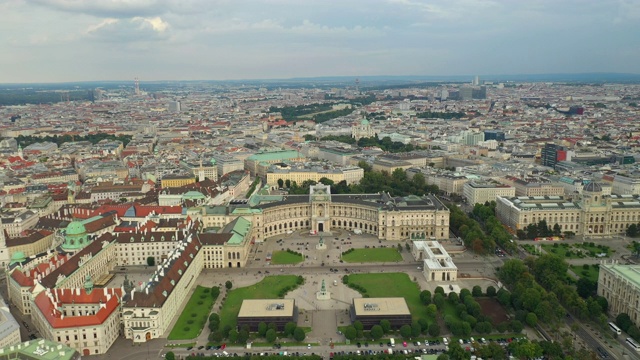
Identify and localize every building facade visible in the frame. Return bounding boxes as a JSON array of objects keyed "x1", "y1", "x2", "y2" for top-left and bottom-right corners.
[
  {"x1": 496, "y1": 182, "x2": 640, "y2": 237},
  {"x1": 598, "y1": 262, "x2": 640, "y2": 329},
  {"x1": 463, "y1": 182, "x2": 515, "y2": 205}
]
